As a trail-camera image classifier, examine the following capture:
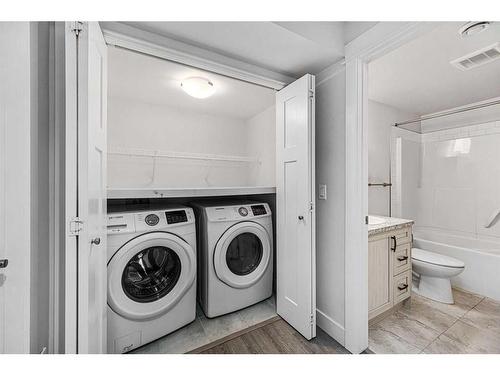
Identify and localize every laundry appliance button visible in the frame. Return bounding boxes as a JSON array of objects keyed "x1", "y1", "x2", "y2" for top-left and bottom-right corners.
[{"x1": 145, "y1": 214, "x2": 160, "y2": 226}]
